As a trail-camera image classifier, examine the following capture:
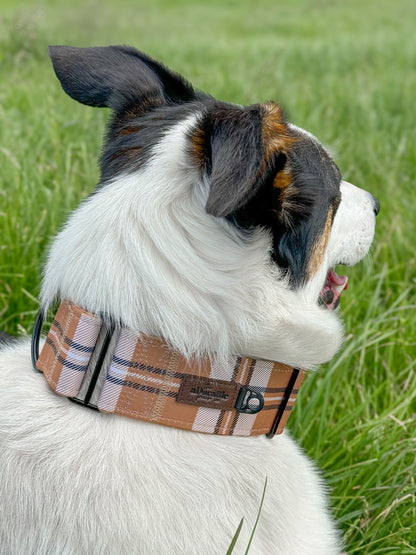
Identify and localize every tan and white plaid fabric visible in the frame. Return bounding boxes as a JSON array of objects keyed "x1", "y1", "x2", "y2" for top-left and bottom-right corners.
[
  {"x1": 37, "y1": 301, "x2": 304, "y2": 437},
  {"x1": 37, "y1": 302, "x2": 101, "y2": 397}
]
